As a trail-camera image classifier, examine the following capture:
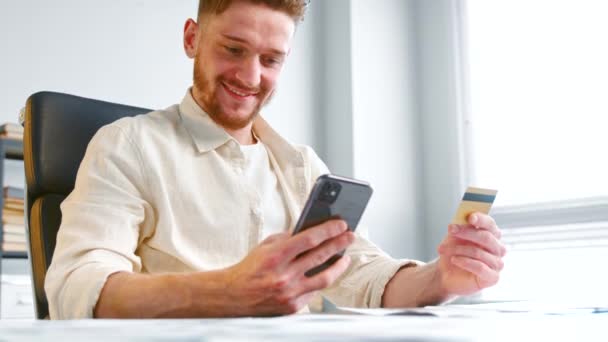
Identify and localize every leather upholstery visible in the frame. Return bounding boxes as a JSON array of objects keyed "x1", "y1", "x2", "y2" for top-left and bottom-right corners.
[
  {"x1": 28, "y1": 193, "x2": 64, "y2": 318},
  {"x1": 23, "y1": 91, "x2": 151, "y2": 319}
]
